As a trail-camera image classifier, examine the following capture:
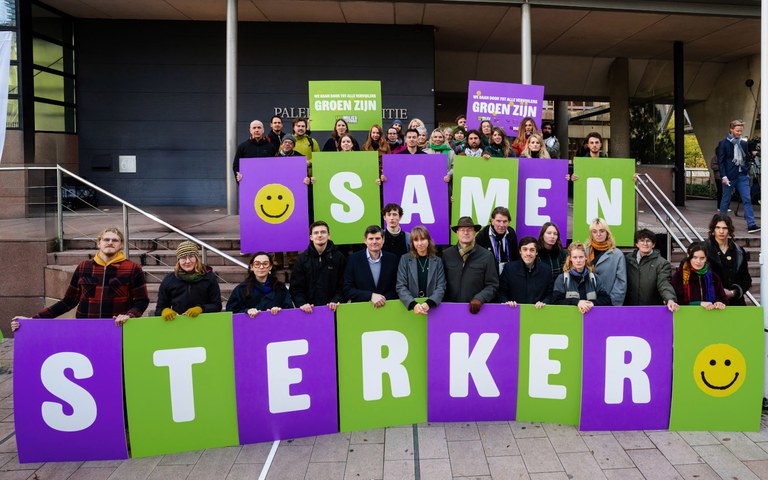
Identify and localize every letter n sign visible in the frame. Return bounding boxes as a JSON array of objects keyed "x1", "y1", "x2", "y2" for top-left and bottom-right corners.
[{"x1": 13, "y1": 319, "x2": 128, "y2": 463}]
